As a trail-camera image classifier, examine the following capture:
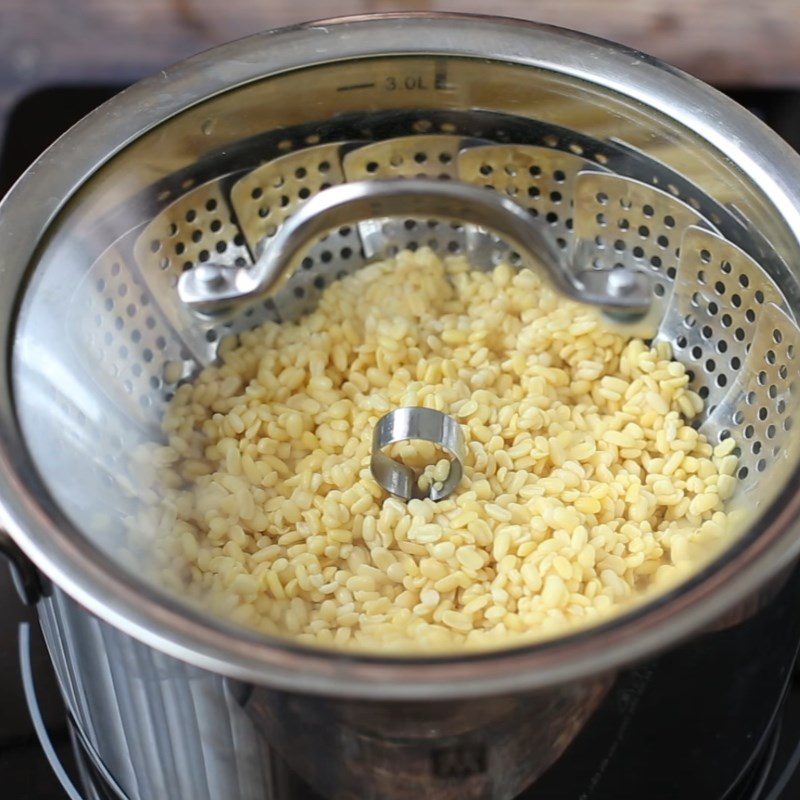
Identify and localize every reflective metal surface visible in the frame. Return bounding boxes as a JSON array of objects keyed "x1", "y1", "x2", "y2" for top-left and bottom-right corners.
[
  {"x1": 38, "y1": 587, "x2": 610, "y2": 800},
  {"x1": 38, "y1": 589, "x2": 274, "y2": 800},
  {"x1": 178, "y1": 178, "x2": 653, "y2": 318},
  {"x1": 3, "y1": 11, "x2": 800, "y2": 701},
  {"x1": 370, "y1": 407, "x2": 466, "y2": 502}
]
